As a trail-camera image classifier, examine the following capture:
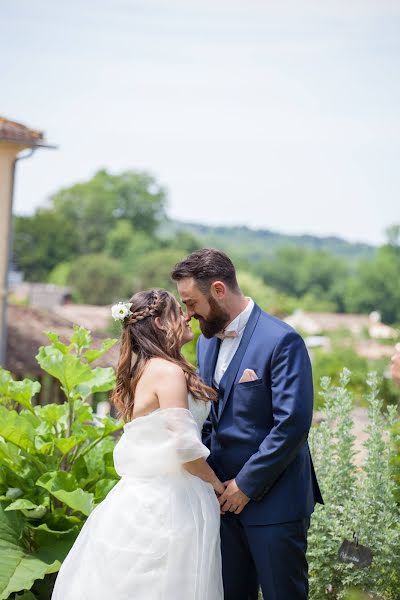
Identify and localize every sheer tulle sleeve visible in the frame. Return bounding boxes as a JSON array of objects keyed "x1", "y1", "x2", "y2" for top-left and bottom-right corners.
[
  {"x1": 114, "y1": 408, "x2": 209, "y2": 478},
  {"x1": 160, "y1": 408, "x2": 210, "y2": 463}
]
